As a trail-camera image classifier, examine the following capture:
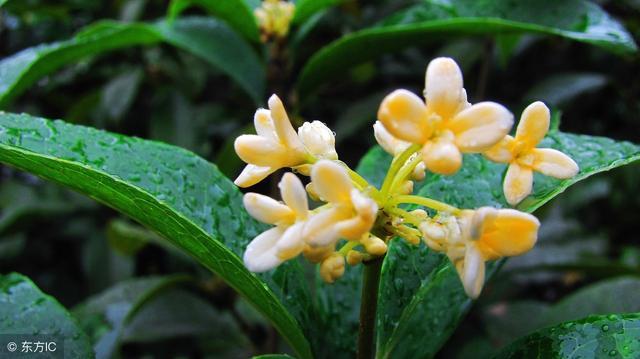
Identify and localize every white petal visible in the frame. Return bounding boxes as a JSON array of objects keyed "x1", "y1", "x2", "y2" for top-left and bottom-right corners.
[
  {"x1": 310, "y1": 160, "x2": 353, "y2": 204},
  {"x1": 424, "y1": 57, "x2": 466, "y2": 118},
  {"x1": 531, "y1": 148, "x2": 579, "y2": 179},
  {"x1": 303, "y1": 207, "x2": 348, "y2": 247},
  {"x1": 503, "y1": 163, "x2": 533, "y2": 206},
  {"x1": 268, "y1": 94, "x2": 305, "y2": 151},
  {"x1": 276, "y1": 221, "x2": 305, "y2": 260},
  {"x1": 243, "y1": 193, "x2": 294, "y2": 224},
  {"x1": 243, "y1": 227, "x2": 285, "y2": 272},
  {"x1": 234, "y1": 164, "x2": 276, "y2": 187},
  {"x1": 298, "y1": 121, "x2": 338, "y2": 160},
  {"x1": 373, "y1": 121, "x2": 410, "y2": 156},
  {"x1": 253, "y1": 109, "x2": 277, "y2": 140},
  {"x1": 234, "y1": 134, "x2": 289, "y2": 167},
  {"x1": 515, "y1": 101, "x2": 550, "y2": 149},
  {"x1": 377, "y1": 89, "x2": 431, "y2": 143},
  {"x1": 449, "y1": 102, "x2": 514, "y2": 153},
  {"x1": 279, "y1": 173, "x2": 308, "y2": 218}
]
